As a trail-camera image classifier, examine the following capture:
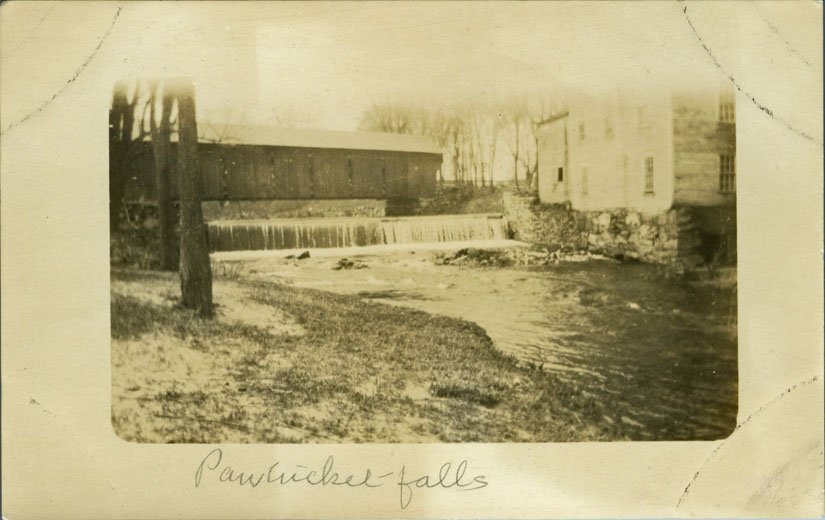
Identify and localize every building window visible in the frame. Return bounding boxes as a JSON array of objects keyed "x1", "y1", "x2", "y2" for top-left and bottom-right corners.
[
  {"x1": 644, "y1": 156, "x2": 654, "y2": 193},
  {"x1": 557, "y1": 167, "x2": 564, "y2": 182},
  {"x1": 581, "y1": 166, "x2": 588, "y2": 195},
  {"x1": 639, "y1": 105, "x2": 650, "y2": 129},
  {"x1": 719, "y1": 154, "x2": 736, "y2": 192},
  {"x1": 578, "y1": 122, "x2": 586, "y2": 141},
  {"x1": 719, "y1": 92, "x2": 735, "y2": 123},
  {"x1": 605, "y1": 115, "x2": 614, "y2": 138}
]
